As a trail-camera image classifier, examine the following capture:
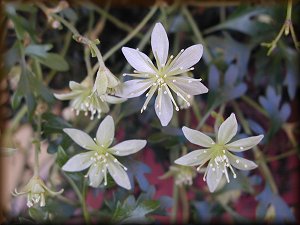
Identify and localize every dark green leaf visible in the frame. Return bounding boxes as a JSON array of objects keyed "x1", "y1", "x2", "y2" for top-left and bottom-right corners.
[
  {"x1": 36, "y1": 53, "x2": 69, "y2": 71},
  {"x1": 56, "y1": 146, "x2": 69, "y2": 167},
  {"x1": 28, "y1": 207, "x2": 48, "y2": 223},
  {"x1": 42, "y1": 112, "x2": 71, "y2": 134}
]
